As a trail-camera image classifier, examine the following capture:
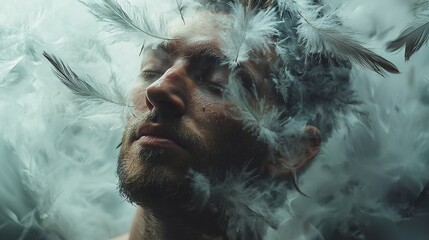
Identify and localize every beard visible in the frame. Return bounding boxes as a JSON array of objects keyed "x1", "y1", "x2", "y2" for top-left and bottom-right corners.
[
  {"x1": 116, "y1": 109, "x2": 278, "y2": 239},
  {"x1": 118, "y1": 146, "x2": 189, "y2": 206},
  {"x1": 117, "y1": 111, "x2": 207, "y2": 206},
  {"x1": 117, "y1": 109, "x2": 270, "y2": 209}
]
